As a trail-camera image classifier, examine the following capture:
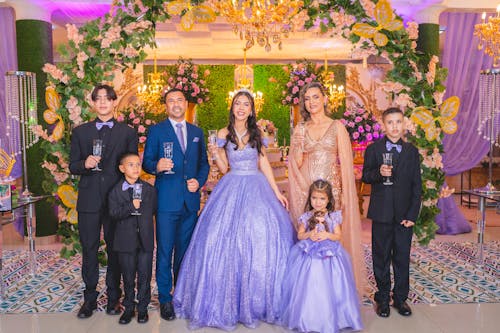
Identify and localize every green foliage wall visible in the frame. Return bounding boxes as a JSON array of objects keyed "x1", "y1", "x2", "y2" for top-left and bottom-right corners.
[
  {"x1": 16, "y1": 20, "x2": 57, "y2": 236},
  {"x1": 417, "y1": 23, "x2": 439, "y2": 57},
  {"x1": 253, "y1": 65, "x2": 291, "y2": 146}
]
